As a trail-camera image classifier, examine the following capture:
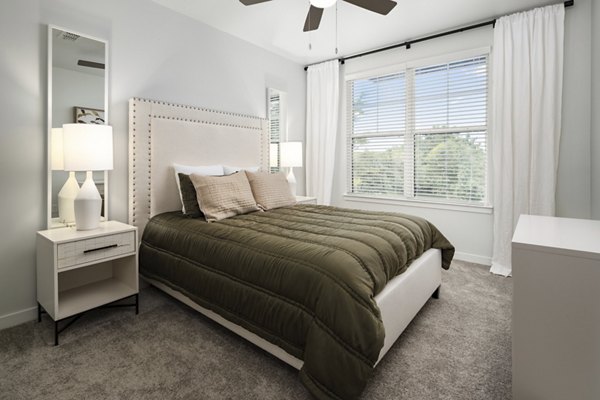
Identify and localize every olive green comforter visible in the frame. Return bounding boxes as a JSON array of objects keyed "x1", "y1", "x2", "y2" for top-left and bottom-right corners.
[{"x1": 139, "y1": 205, "x2": 454, "y2": 399}]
